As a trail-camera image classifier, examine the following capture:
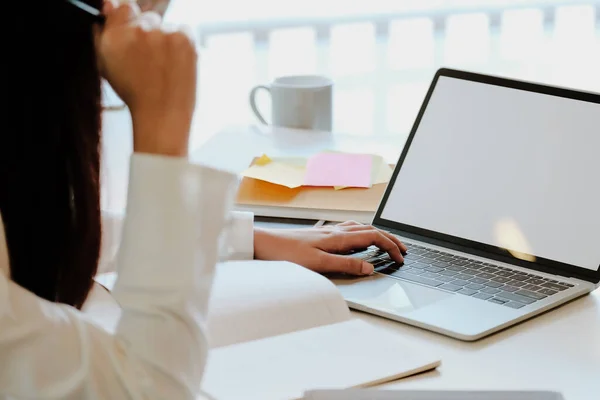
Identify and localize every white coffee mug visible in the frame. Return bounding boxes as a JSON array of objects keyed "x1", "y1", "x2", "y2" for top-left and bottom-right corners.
[{"x1": 249, "y1": 75, "x2": 333, "y2": 131}]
